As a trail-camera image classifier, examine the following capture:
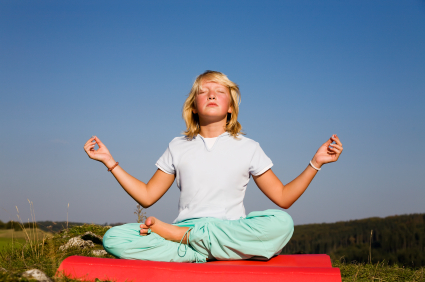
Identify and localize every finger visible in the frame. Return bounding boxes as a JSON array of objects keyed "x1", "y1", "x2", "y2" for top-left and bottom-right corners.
[
  {"x1": 140, "y1": 224, "x2": 147, "y2": 229},
  {"x1": 331, "y1": 135, "x2": 343, "y2": 146},
  {"x1": 329, "y1": 147, "x2": 341, "y2": 154},
  {"x1": 84, "y1": 142, "x2": 97, "y2": 154},
  {"x1": 84, "y1": 143, "x2": 96, "y2": 152},
  {"x1": 94, "y1": 136, "x2": 105, "y2": 148},
  {"x1": 329, "y1": 144, "x2": 343, "y2": 150},
  {"x1": 323, "y1": 138, "x2": 332, "y2": 147},
  {"x1": 85, "y1": 145, "x2": 98, "y2": 157},
  {"x1": 84, "y1": 136, "x2": 96, "y2": 146},
  {"x1": 326, "y1": 147, "x2": 337, "y2": 154},
  {"x1": 83, "y1": 144, "x2": 92, "y2": 153}
]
